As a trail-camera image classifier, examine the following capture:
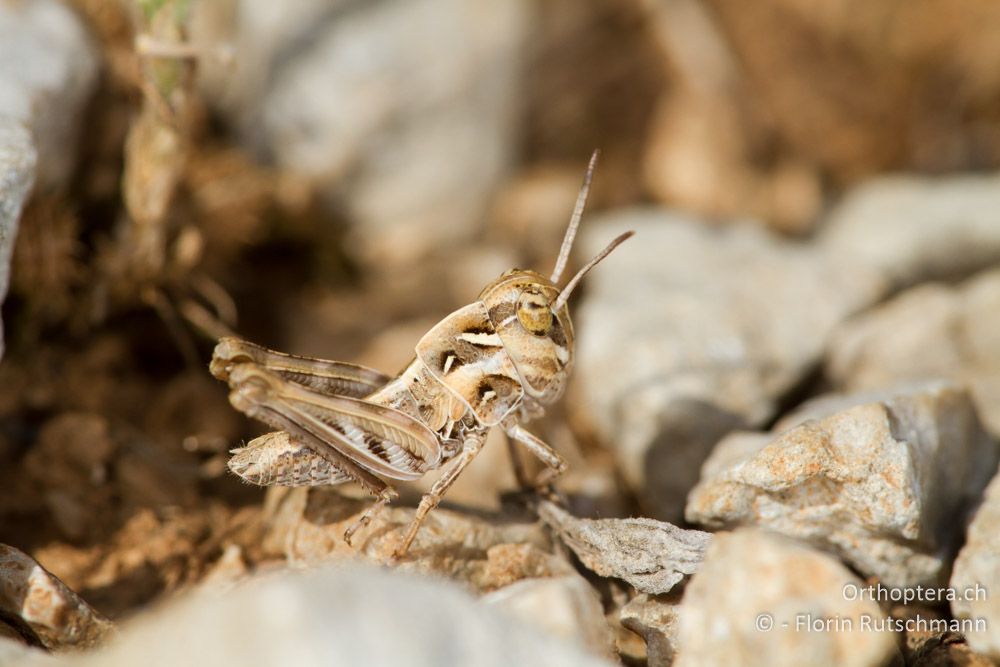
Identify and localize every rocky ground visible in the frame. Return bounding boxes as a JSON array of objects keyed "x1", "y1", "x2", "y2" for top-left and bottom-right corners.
[{"x1": 2, "y1": 1, "x2": 1000, "y2": 666}]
